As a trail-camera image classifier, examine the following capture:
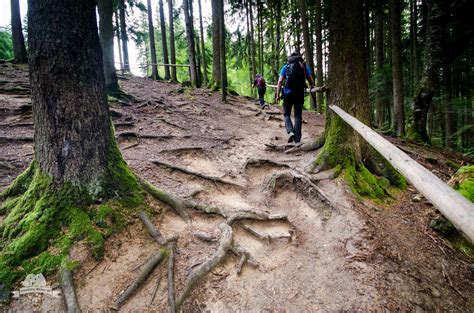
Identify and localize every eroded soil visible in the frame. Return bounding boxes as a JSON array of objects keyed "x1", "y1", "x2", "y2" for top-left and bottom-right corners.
[{"x1": 0, "y1": 63, "x2": 473, "y2": 312}]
